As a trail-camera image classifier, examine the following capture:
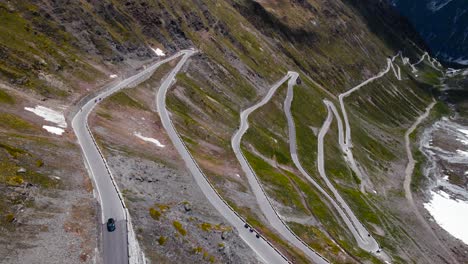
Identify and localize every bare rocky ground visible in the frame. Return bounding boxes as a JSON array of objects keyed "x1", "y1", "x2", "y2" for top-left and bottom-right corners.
[
  {"x1": 107, "y1": 154, "x2": 260, "y2": 264},
  {"x1": 90, "y1": 60, "x2": 261, "y2": 263}
]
